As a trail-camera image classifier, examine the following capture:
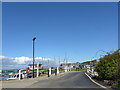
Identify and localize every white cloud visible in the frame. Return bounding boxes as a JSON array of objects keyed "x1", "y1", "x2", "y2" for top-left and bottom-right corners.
[
  {"x1": 14, "y1": 56, "x2": 32, "y2": 64},
  {"x1": 0, "y1": 56, "x2": 59, "y2": 70},
  {"x1": 0, "y1": 56, "x2": 6, "y2": 58},
  {"x1": 35, "y1": 57, "x2": 42, "y2": 60}
]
